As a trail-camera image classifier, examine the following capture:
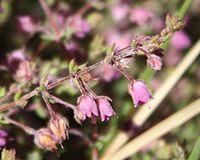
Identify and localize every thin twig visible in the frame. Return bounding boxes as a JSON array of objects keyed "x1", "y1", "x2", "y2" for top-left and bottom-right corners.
[
  {"x1": 4, "y1": 116, "x2": 36, "y2": 135},
  {"x1": 45, "y1": 92, "x2": 76, "y2": 110},
  {"x1": 42, "y1": 92, "x2": 56, "y2": 118}
]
